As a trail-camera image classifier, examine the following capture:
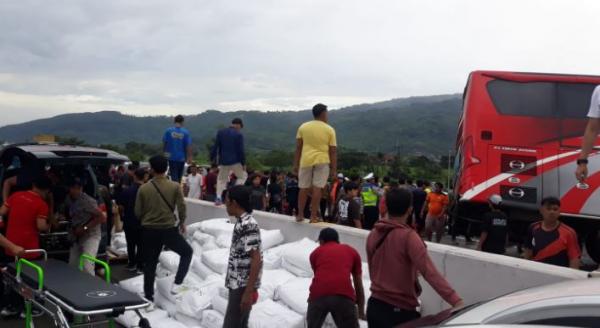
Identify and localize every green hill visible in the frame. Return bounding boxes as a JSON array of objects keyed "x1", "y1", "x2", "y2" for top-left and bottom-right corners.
[{"x1": 0, "y1": 94, "x2": 462, "y2": 155}]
